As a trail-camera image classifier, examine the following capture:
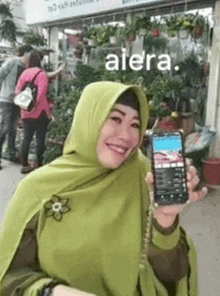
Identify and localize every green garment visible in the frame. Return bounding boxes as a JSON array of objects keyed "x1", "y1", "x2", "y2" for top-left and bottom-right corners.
[{"x1": 0, "y1": 81, "x2": 197, "y2": 296}]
